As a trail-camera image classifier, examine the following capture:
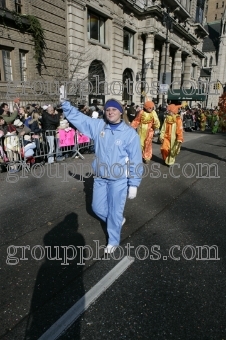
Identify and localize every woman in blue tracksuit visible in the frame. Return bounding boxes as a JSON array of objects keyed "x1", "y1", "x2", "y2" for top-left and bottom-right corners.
[{"x1": 62, "y1": 99, "x2": 143, "y2": 253}]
